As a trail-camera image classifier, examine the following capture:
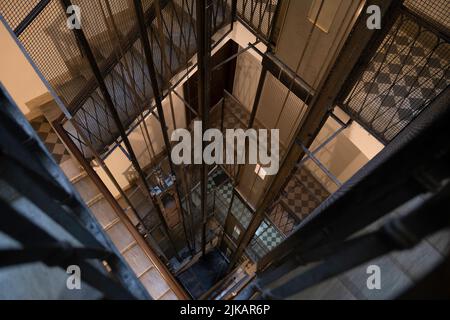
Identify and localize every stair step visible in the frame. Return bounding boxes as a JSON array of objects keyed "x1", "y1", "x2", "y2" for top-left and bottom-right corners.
[
  {"x1": 74, "y1": 173, "x2": 102, "y2": 203},
  {"x1": 89, "y1": 198, "x2": 118, "y2": 228},
  {"x1": 86, "y1": 193, "x2": 104, "y2": 207},
  {"x1": 104, "y1": 217, "x2": 121, "y2": 231},
  {"x1": 70, "y1": 171, "x2": 87, "y2": 184},
  {"x1": 106, "y1": 221, "x2": 135, "y2": 252}
]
